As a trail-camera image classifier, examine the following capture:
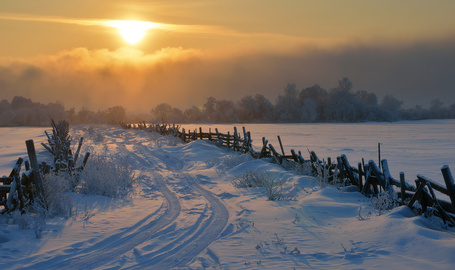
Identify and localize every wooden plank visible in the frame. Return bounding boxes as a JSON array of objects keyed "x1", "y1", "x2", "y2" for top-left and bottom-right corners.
[
  {"x1": 0, "y1": 185, "x2": 11, "y2": 192},
  {"x1": 408, "y1": 179, "x2": 426, "y2": 209},
  {"x1": 417, "y1": 175, "x2": 448, "y2": 196},
  {"x1": 0, "y1": 177, "x2": 13, "y2": 184}
]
